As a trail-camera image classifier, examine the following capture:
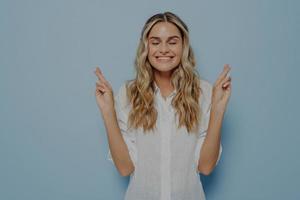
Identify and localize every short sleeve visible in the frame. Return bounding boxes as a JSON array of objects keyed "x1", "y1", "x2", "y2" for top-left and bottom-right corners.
[
  {"x1": 195, "y1": 80, "x2": 222, "y2": 170},
  {"x1": 107, "y1": 83, "x2": 137, "y2": 167}
]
